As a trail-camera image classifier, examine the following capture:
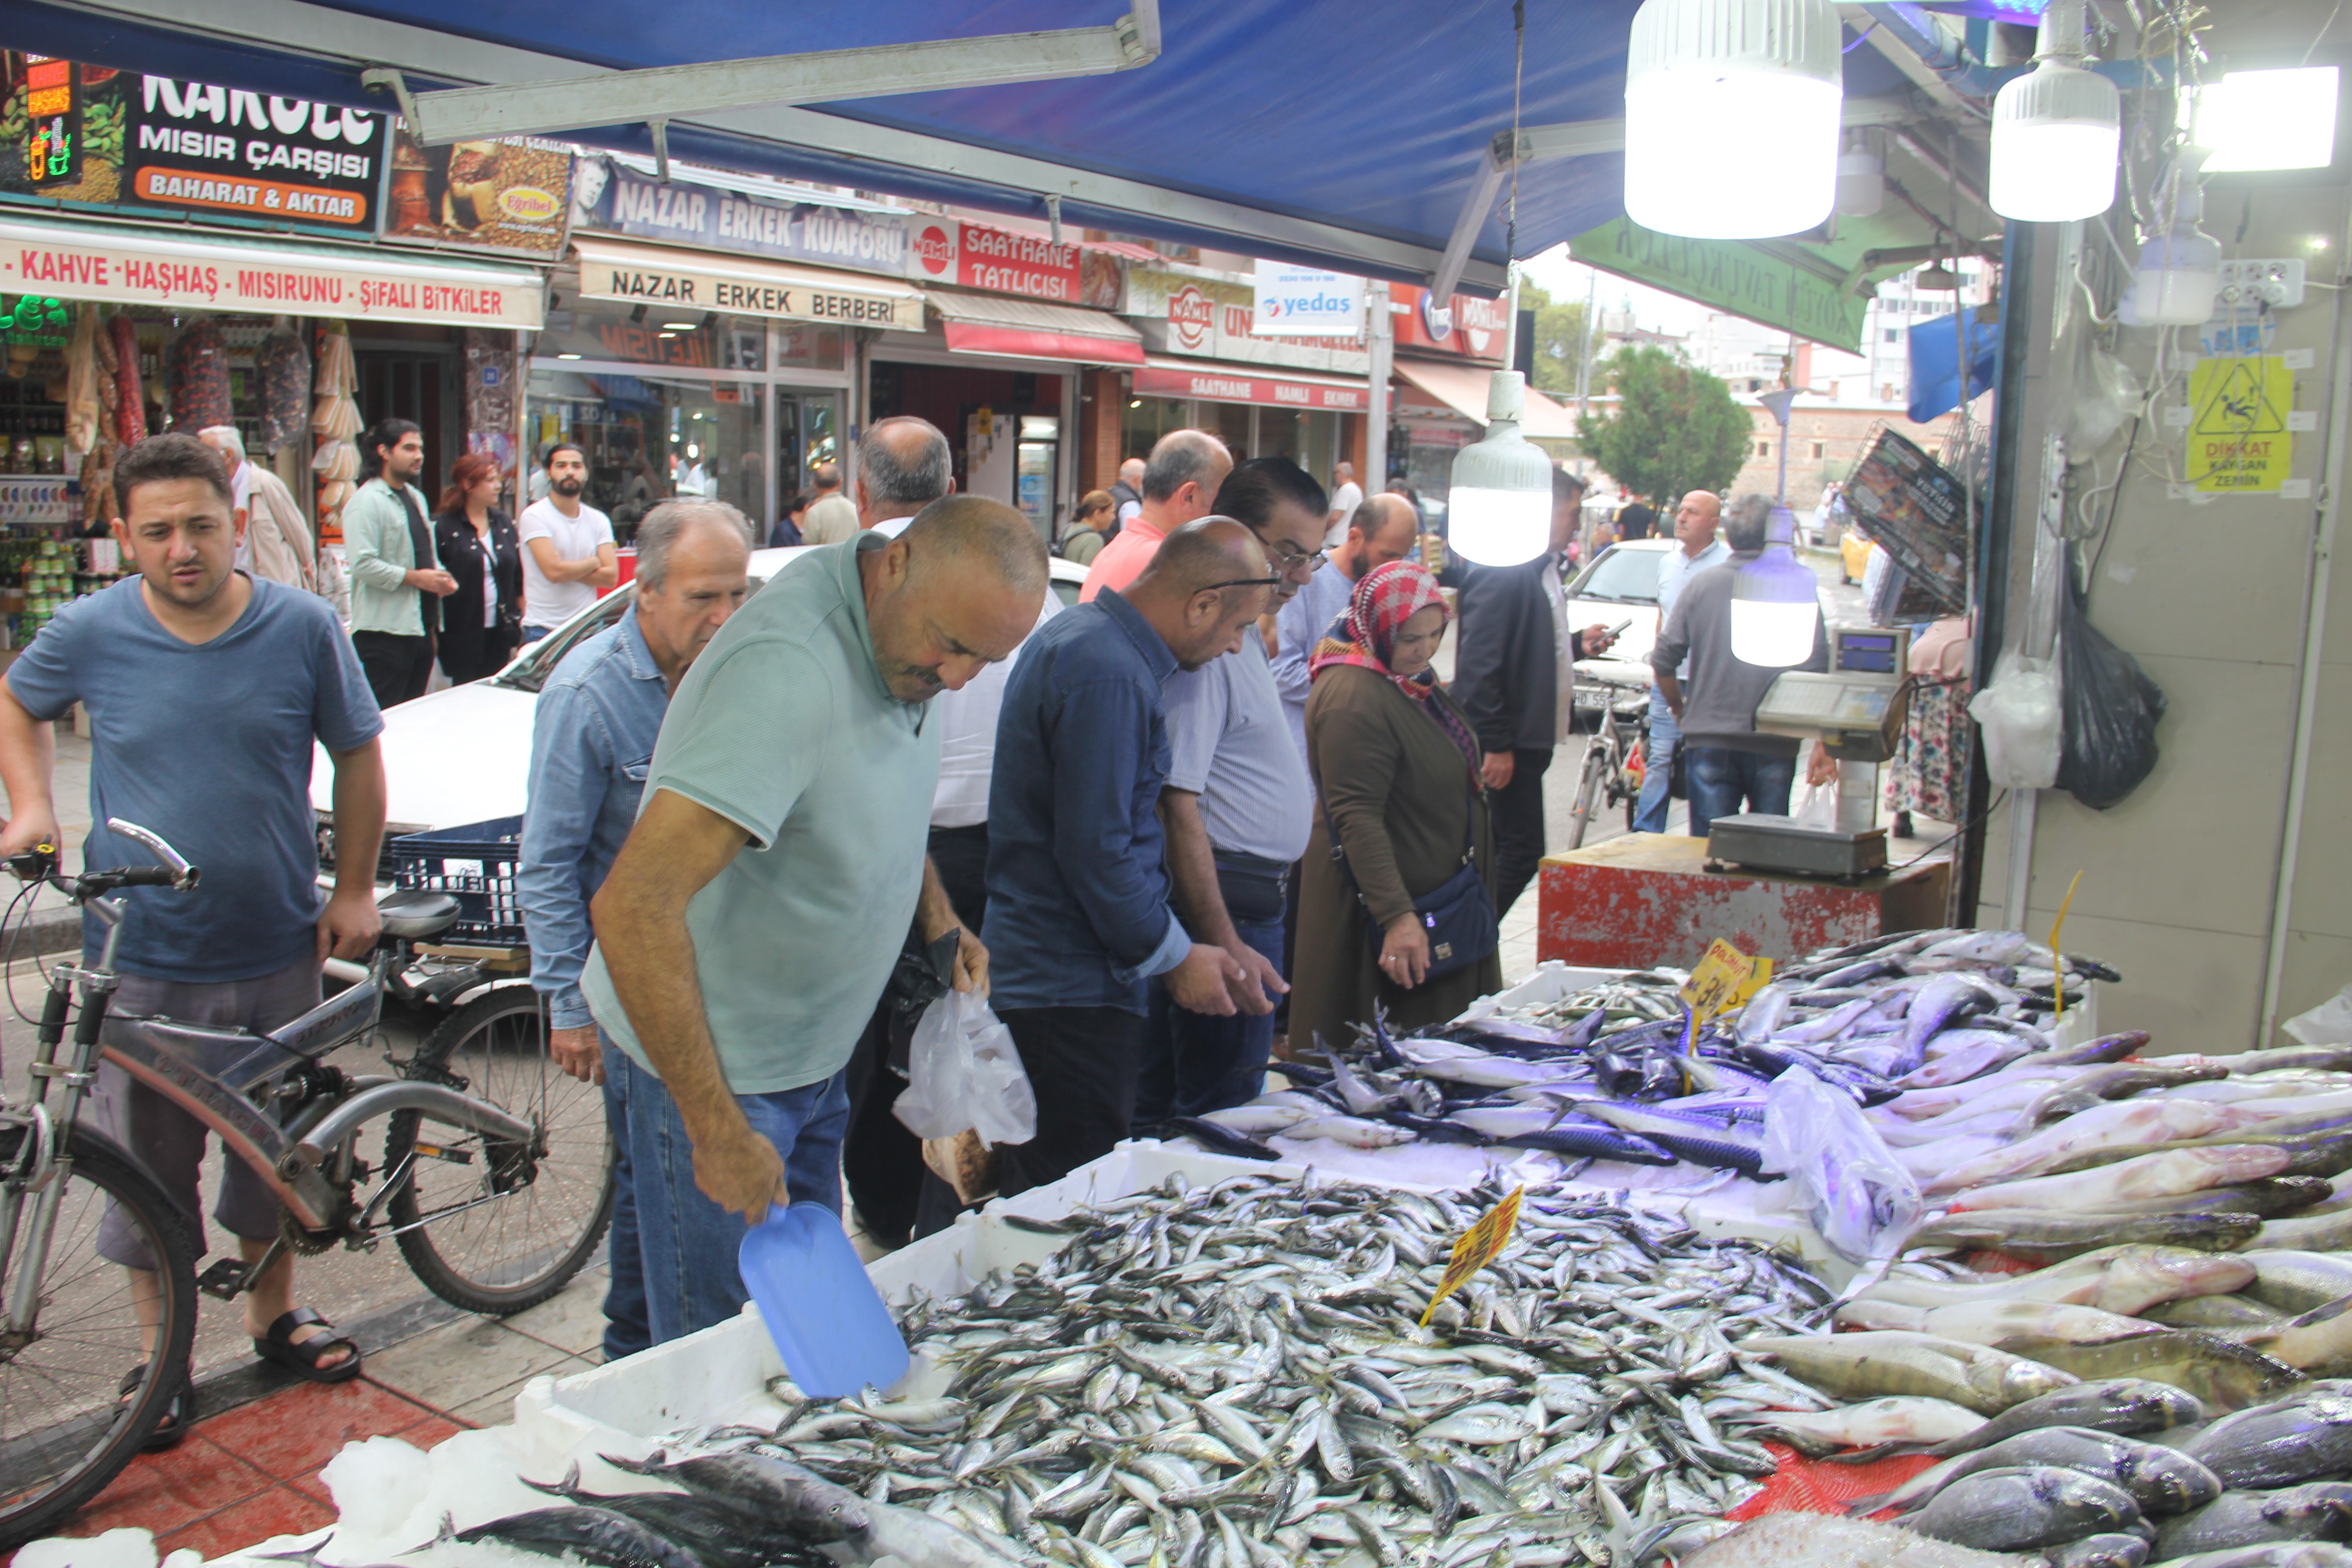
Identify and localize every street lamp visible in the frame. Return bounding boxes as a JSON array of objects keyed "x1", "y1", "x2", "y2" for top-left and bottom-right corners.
[{"x1": 1447, "y1": 371, "x2": 1553, "y2": 567}]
